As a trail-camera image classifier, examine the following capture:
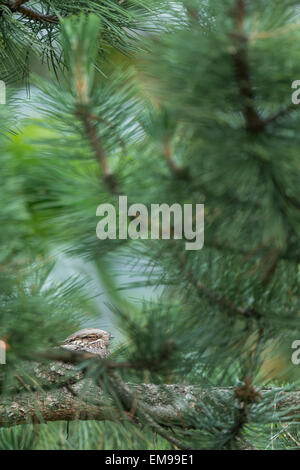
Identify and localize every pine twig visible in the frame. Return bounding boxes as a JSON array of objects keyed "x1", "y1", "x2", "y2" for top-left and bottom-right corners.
[
  {"x1": 76, "y1": 107, "x2": 119, "y2": 195},
  {"x1": 91, "y1": 113, "x2": 127, "y2": 155},
  {"x1": 4, "y1": 1, "x2": 59, "y2": 24},
  {"x1": 264, "y1": 104, "x2": 296, "y2": 128},
  {"x1": 231, "y1": 0, "x2": 264, "y2": 133},
  {"x1": 162, "y1": 137, "x2": 189, "y2": 180},
  {"x1": 17, "y1": 5, "x2": 59, "y2": 24},
  {"x1": 231, "y1": 1, "x2": 298, "y2": 134},
  {"x1": 179, "y1": 253, "x2": 262, "y2": 320}
]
